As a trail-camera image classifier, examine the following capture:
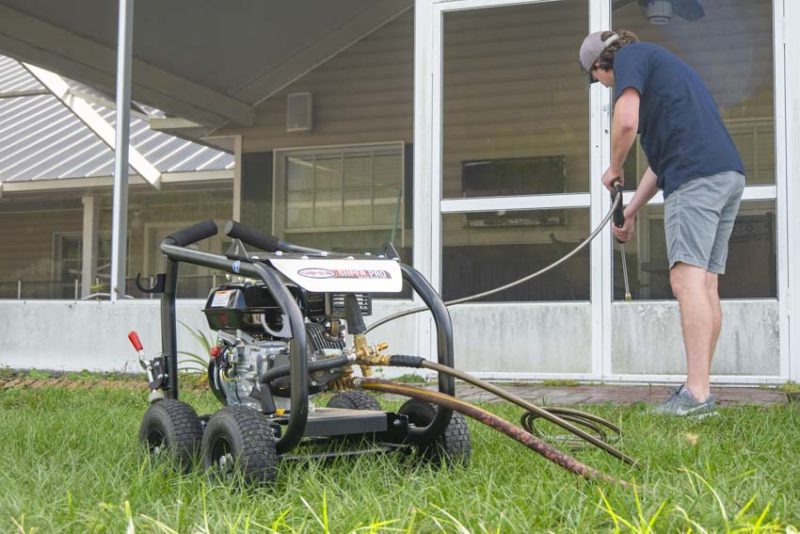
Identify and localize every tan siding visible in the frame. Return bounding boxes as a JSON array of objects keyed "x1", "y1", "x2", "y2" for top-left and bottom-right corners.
[
  {"x1": 0, "y1": 208, "x2": 82, "y2": 281},
  {"x1": 233, "y1": 10, "x2": 414, "y2": 152}
]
